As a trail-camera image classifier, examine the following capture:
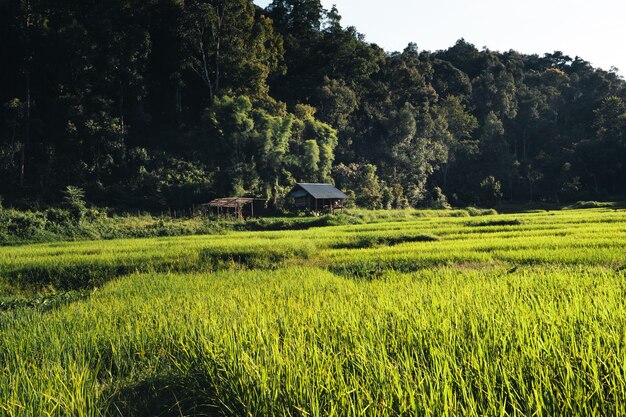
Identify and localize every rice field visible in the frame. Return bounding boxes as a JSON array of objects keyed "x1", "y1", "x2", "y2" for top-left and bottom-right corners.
[{"x1": 1, "y1": 207, "x2": 626, "y2": 416}]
